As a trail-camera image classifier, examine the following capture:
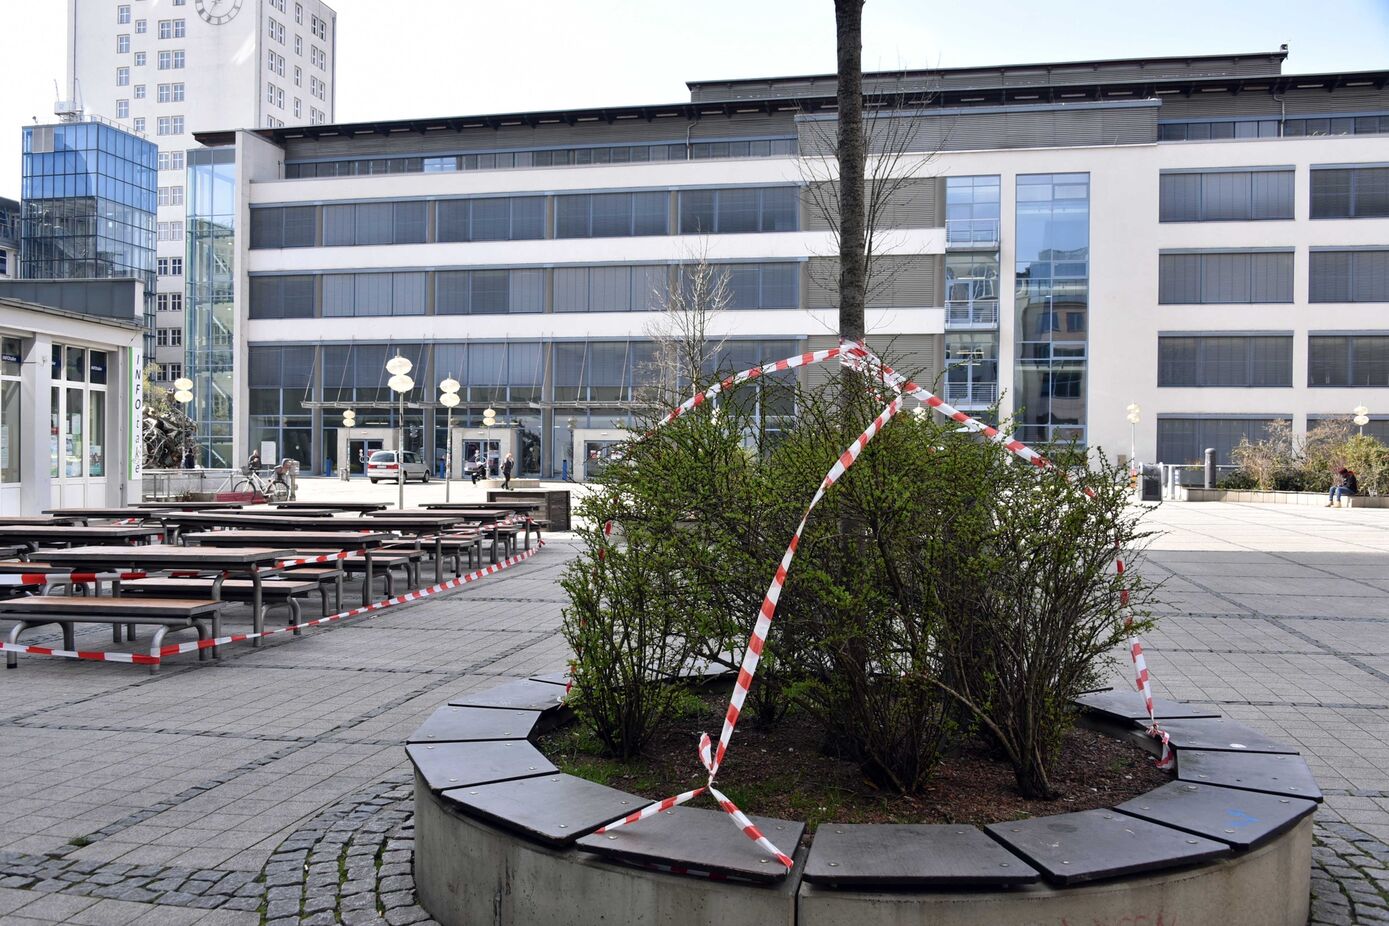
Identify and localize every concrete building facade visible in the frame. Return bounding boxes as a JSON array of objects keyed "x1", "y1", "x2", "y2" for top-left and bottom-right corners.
[
  {"x1": 65, "y1": 0, "x2": 337, "y2": 386},
  {"x1": 0, "y1": 197, "x2": 18, "y2": 280},
  {"x1": 188, "y1": 49, "x2": 1389, "y2": 476}
]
